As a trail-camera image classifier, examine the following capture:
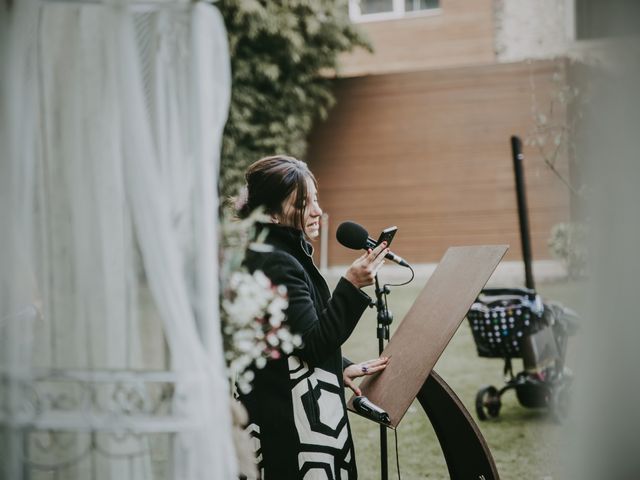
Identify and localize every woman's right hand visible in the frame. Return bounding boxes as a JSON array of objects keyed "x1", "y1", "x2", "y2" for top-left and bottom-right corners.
[{"x1": 344, "y1": 241, "x2": 389, "y2": 289}]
